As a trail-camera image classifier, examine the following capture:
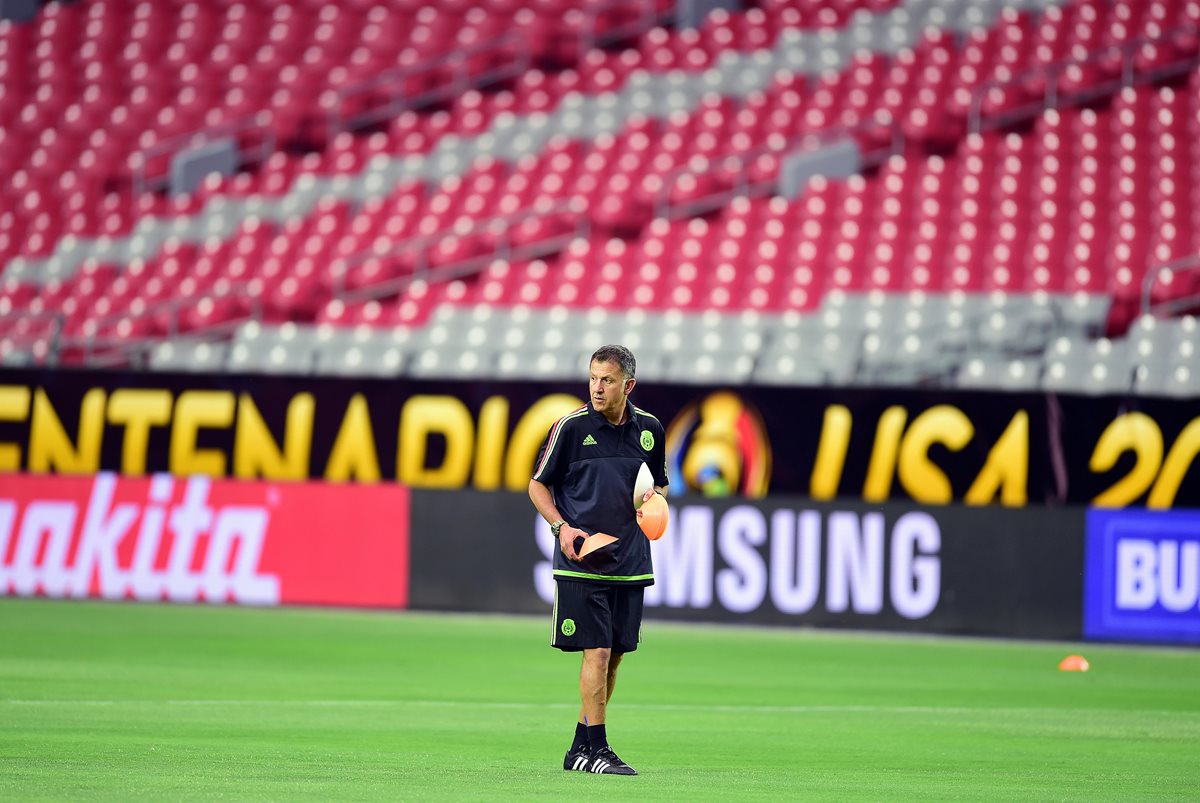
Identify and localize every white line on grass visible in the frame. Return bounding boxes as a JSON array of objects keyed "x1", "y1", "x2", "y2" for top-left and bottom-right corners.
[{"x1": 3, "y1": 699, "x2": 1197, "y2": 718}]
